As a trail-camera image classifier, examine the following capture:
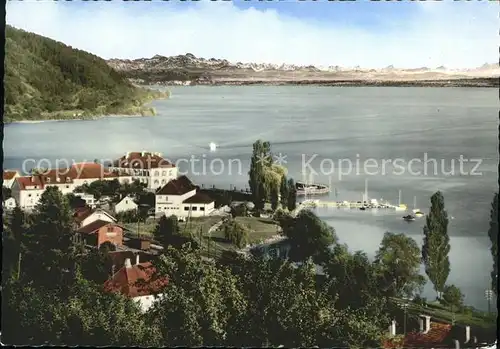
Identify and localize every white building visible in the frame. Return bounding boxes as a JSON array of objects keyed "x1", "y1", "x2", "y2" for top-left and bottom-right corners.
[
  {"x1": 109, "y1": 151, "x2": 178, "y2": 192},
  {"x1": 103, "y1": 255, "x2": 168, "y2": 312},
  {"x1": 3, "y1": 170, "x2": 20, "y2": 189},
  {"x1": 10, "y1": 163, "x2": 132, "y2": 211},
  {"x1": 155, "y1": 175, "x2": 215, "y2": 218},
  {"x1": 74, "y1": 207, "x2": 117, "y2": 228},
  {"x1": 114, "y1": 195, "x2": 138, "y2": 214},
  {"x1": 2, "y1": 197, "x2": 17, "y2": 211}
]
